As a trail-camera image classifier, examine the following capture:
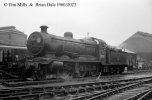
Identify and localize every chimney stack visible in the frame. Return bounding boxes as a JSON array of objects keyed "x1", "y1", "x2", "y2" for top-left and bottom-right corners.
[
  {"x1": 64, "y1": 32, "x2": 73, "y2": 38},
  {"x1": 40, "y1": 25, "x2": 48, "y2": 33}
]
